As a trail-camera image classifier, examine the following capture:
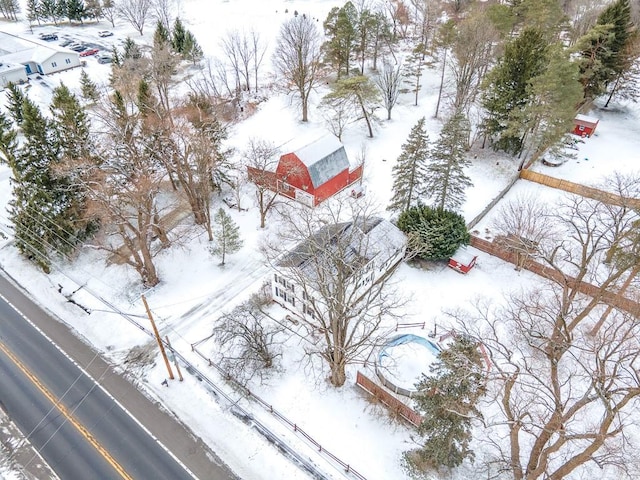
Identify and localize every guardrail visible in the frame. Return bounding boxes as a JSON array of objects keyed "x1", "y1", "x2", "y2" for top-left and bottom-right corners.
[{"x1": 190, "y1": 345, "x2": 368, "y2": 480}]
